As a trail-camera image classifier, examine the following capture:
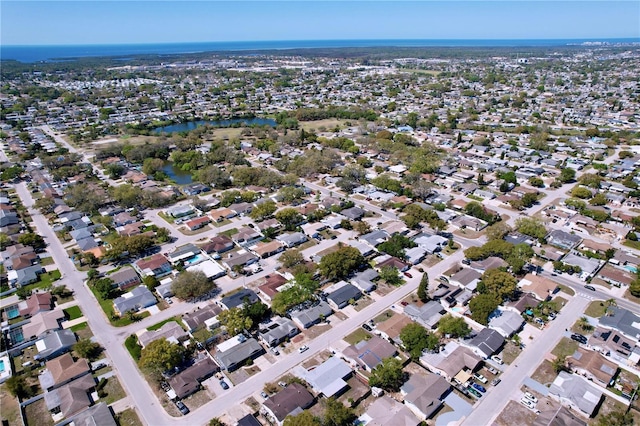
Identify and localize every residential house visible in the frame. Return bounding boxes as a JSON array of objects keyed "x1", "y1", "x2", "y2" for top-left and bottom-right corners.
[
  {"x1": 401, "y1": 372, "x2": 451, "y2": 420},
  {"x1": 7, "y1": 264, "x2": 45, "y2": 287},
  {"x1": 186, "y1": 259, "x2": 226, "y2": 280},
  {"x1": 547, "y1": 230, "x2": 582, "y2": 250},
  {"x1": 548, "y1": 371, "x2": 603, "y2": 417},
  {"x1": 597, "y1": 266, "x2": 634, "y2": 287},
  {"x1": 209, "y1": 208, "x2": 236, "y2": 222},
  {"x1": 507, "y1": 293, "x2": 540, "y2": 314},
  {"x1": 376, "y1": 255, "x2": 410, "y2": 272},
  {"x1": 137, "y1": 321, "x2": 189, "y2": 348},
  {"x1": 166, "y1": 205, "x2": 195, "y2": 218},
  {"x1": 214, "y1": 336, "x2": 264, "y2": 371},
  {"x1": 258, "y1": 317, "x2": 300, "y2": 347},
  {"x1": 228, "y1": 202, "x2": 253, "y2": 216},
  {"x1": 589, "y1": 326, "x2": 638, "y2": 363},
  {"x1": 342, "y1": 335, "x2": 397, "y2": 372},
  {"x1": 44, "y1": 374, "x2": 96, "y2": 419},
  {"x1": 185, "y1": 216, "x2": 211, "y2": 231},
  {"x1": 112, "y1": 212, "x2": 137, "y2": 227},
  {"x1": 166, "y1": 244, "x2": 200, "y2": 264},
  {"x1": 465, "y1": 328, "x2": 505, "y2": 359},
  {"x1": 294, "y1": 356, "x2": 352, "y2": 398},
  {"x1": 469, "y1": 257, "x2": 508, "y2": 273},
  {"x1": 360, "y1": 230, "x2": 390, "y2": 248},
  {"x1": 262, "y1": 383, "x2": 315, "y2": 426},
  {"x1": 181, "y1": 304, "x2": 223, "y2": 332},
  {"x1": 65, "y1": 402, "x2": 117, "y2": 426},
  {"x1": 290, "y1": 302, "x2": 333, "y2": 329},
  {"x1": 532, "y1": 407, "x2": 587, "y2": 426},
  {"x1": 403, "y1": 301, "x2": 446, "y2": 329},
  {"x1": 275, "y1": 232, "x2": 307, "y2": 248},
  {"x1": 419, "y1": 341, "x2": 482, "y2": 381},
  {"x1": 22, "y1": 310, "x2": 65, "y2": 340},
  {"x1": 34, "y1": 329, "x2": 77, "y2": 361},
  {"x1": 38, "y1": 353, "x2": 90, "y2": 391},
  {"x1": 133, "y1": 254, "x2": 172, "y2": 278},
  {"x1": 327, "y1": 284, "x2": 362, "y2": 309},
  {"x1": 234, "y1": 227, "x2": 263, "y2": 246},
  {"x1": 201, "y1": 235, "x2": 235, "y2": 255},
  {"x1": 341, "y1": 206, "x2": 365, "y2": 220},
  {"x1": 357, "y1": 395, "x2": 420, "y2": 426},
  {"x1": 108, "y1": 266, "x2": 141, "y2": 290},
  {"x1": 257, "y1": 274, "x2": 289, "y2": 302},
  {"x1": 348, "y1": 240, "x2": 376, "y2": 257},
  {"x1": 375, "y1": 313, "x2": 414, "y2": 346},
  {"x1": 599, "y1": 307, "x2": 640, "y2": 343},
  {"x1": 518, "y1": 274, "x2": 559, "y2": 301},
  {"x1": 567, "y1": 347, "x2": 618, "y2": 387},
  {"x1": 450, "y1": 215, "x2": 488, "y2": 231},
  {"x1": 221, "y1": 251, "x2": 259, "y2": 271},
  {"x1": 449, "y1": 268, "x2": 482, "y2": 291},
  {"x1": 168, "y1": 357, "x2": 219, "y2": 399},
  {"x1": 219, "y1": 288, "x2": 259, "y2": 310},
  {"x1": 19, "y1": 292, "x2": 53, "y2": 317},
  {"x1": 488, "y1": 309, "x2": 525, "y2": 338},
  {"x1": 350, "y1": 269, "x2": 378, "y2": 293},
  {"x1": 112, "y1": 286, "x2": 157, "y2": 316}
]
